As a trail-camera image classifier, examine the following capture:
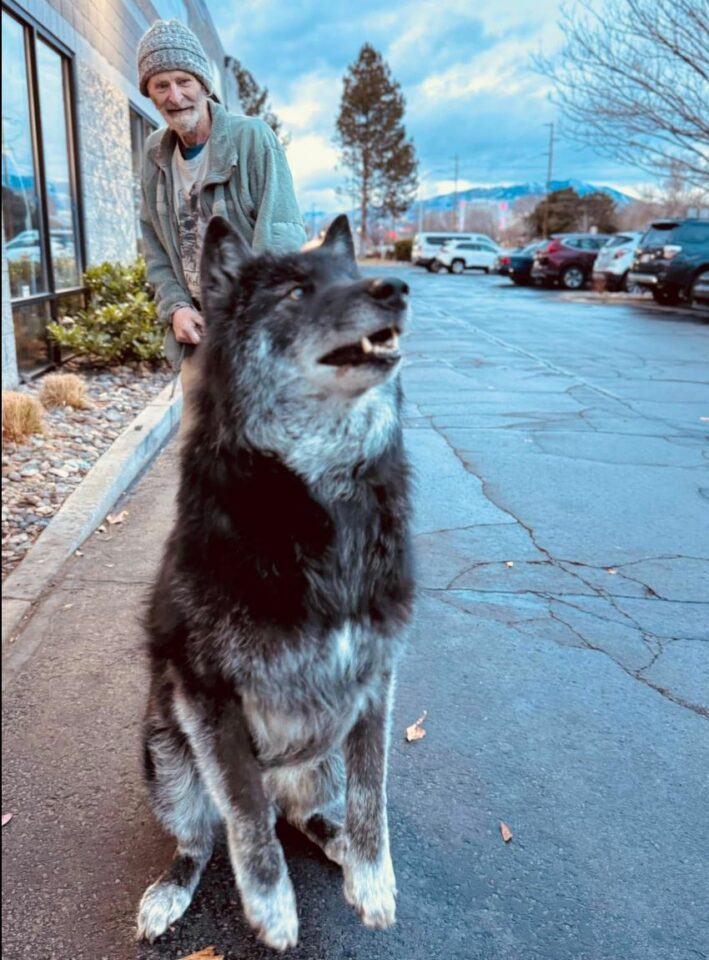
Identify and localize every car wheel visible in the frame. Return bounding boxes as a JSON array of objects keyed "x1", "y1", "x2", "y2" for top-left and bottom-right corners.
[
  {"x1": 450, "y1": 259, "x2": 465, "y2": 274},
  {"x1": 561, "y1": 266, "x2": 586, "y2": 290},
  {"x1": 652, "y1": 287, "x2": 680, "y2": 306},
  {"x1": 690, "y1": 270, "x2": 709, "y2": 306}
]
